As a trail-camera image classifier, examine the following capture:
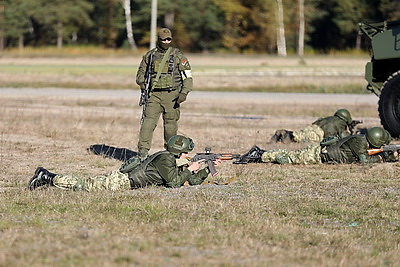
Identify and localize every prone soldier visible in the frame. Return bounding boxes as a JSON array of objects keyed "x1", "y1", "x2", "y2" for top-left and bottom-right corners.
[
  {"x1": 236, "y1": 127, "x2": 397, "y2": 165},
  {"x1": 271, "y1": 108, "x2": 359, "y2": 143},
  {"x1": 28, "y1": 135, "x2": 221, "y2": 191}
]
